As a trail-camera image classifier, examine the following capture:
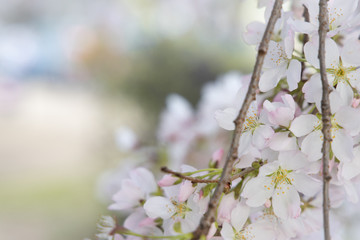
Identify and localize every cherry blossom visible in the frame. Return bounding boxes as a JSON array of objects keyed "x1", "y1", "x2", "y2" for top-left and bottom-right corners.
[
  {"x1": 123, "y1": 209, "x2": 163, "y2": 239},
  {"x1": 290, "y1": 92, "x2": 360, "y2": 162},
  {"x1": 144, "y1": 192, "x2": 209, "y2": 234},
  {"x1": 241, "y1": 150, "x2": 321, "y2": 219},
  {"x1": 300, "y1": 0, "x2": 359, "y2": 37},
  {"x1": 259, "y1": 40, "x2": 301, "y2": 92},
  {"x1": 263, "y1": 94, "x2": 297, "y2": 128},
  {"x1": 216, "y1": 100, "x2": 274, "y2": 154},
  {"x1": 303, "y1": 36, "x2": 360, "y2": 106},
  {"x1": 220, "y1": 202, "x2": 276, "y2": 240},
  {"x1": 109, "y1": 167, "x2": 157, "y2": 211}
]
